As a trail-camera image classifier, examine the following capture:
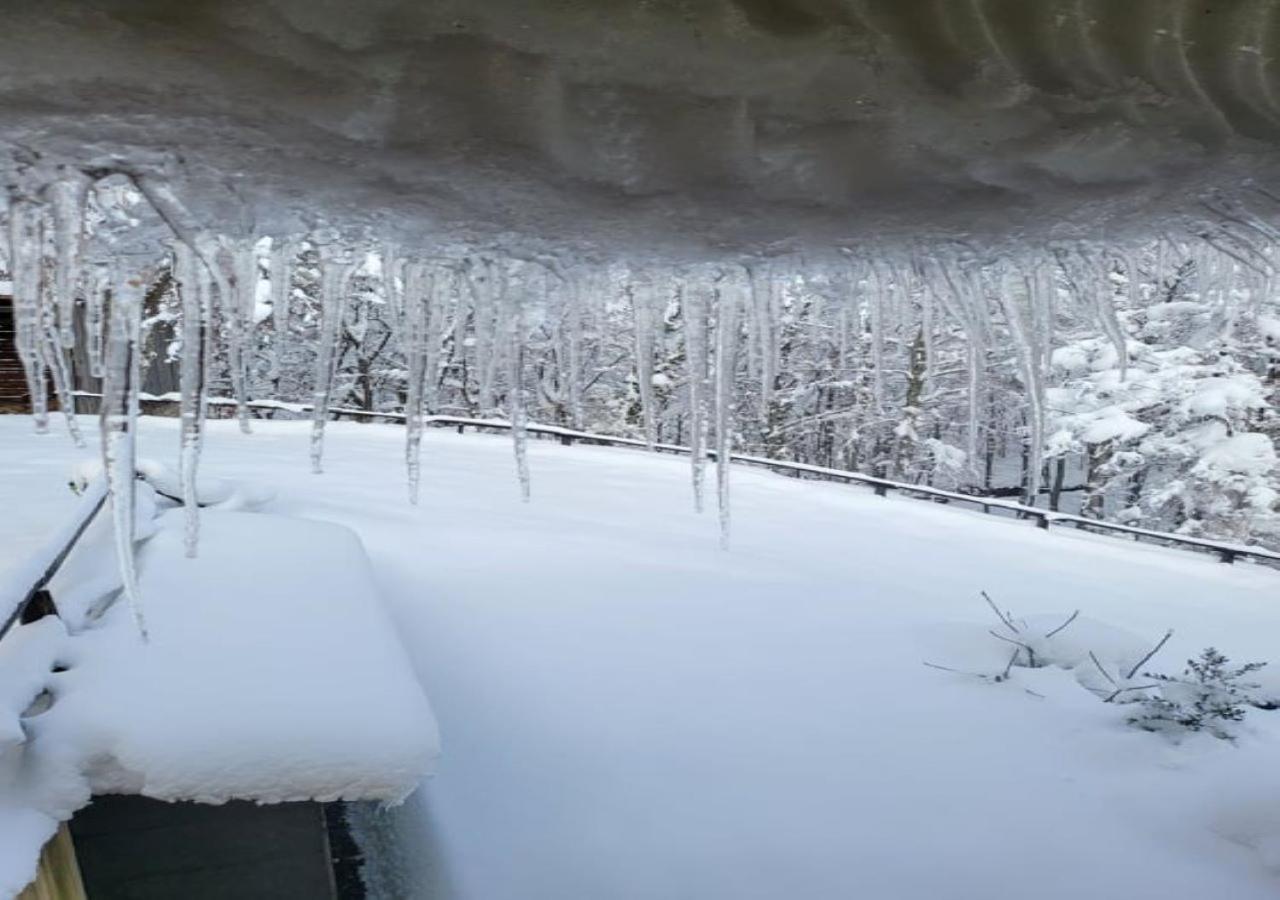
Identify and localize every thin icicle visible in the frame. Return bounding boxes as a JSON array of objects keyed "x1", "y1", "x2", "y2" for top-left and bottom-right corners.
[
  {"x1": 402, "y1": 261, "x2": 432, "y2": 504},
  {"x1": 173, "y1": 242, "x2": 210, "y2": 556},
  {"x1": 8, "y1": 193, "x2": 49, "y2": 432},
  {"x1": 507, "y1": 263, "x2": 531, "y2": 502},
  {"x1": 102, "y1": 255, "x2": 150, "y2": 639},
  {"x1": 469, "y1": 258, "x2": 499, "y2": 413},
  {"x1": 714, "y1": 269, "x2": 742, "y2": 549},
  {"x1": 268, "y1": 238, "x2": 295, "y2": 390},
  {"x1": 566, "y1": 272, "x2": 585, "y2": 430},
  {"x1": 45, "y1": 173, "x2": 91, "y2": 349},
  {"x1": 223, "y1": 240, "x2": 258, "y2": 434},
  {"x1": 424, "y1": 265, "x2": 449, "y2": 413},
  {"x1": 631, "y1": 273, "x2": 658, "y2": 448},
  {"x1": 749, "y1": 263, "x2": 777, "y2": 417},
  {"x1": 310, "y1": 247, "x2": 353, "y2": 474},
  {"x1": 39, "y1": 311, "x2": 84, "y2": 447},
  {"x1": 683, "y1": 272, "x2": 711, "y2": 513},
  {"x1": 382, "y1": 243, "x2": 405, "y2": 331},
  {"x1": 86, "y1": 262, "x2": 109, "y2": 378}
]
